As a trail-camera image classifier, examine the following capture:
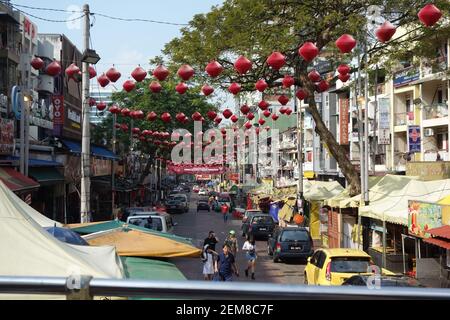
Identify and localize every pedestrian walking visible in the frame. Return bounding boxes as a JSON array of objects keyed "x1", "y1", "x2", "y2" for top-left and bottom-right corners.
[
  {"x1": 214, "y1": 244, "x2": 239, "y2": 281},
  {"x1": 242, "y1": 236, "x2": 257, "y2": 280},
  {"x1": 204, "y1": 231, "x2": 219, "y2": 251},
  {"x1": 221, "y1": 203, "x2": 230, "y2": 223},
  {"x1": 224, "y1": 230, "x2": 239, "y2": 257},
  {"x1": 202, "y1": 244, "x2": 217, "y2": 281}
]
